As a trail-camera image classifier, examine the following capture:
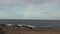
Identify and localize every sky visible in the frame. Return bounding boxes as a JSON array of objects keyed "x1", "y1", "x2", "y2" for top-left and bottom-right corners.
[{"x1": 0, "y1": 0, "x2": 60, "y2": 20}]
